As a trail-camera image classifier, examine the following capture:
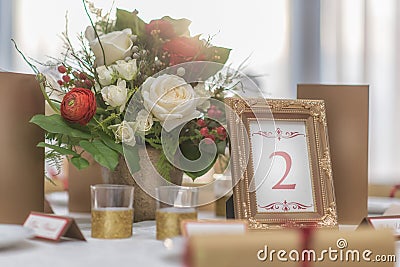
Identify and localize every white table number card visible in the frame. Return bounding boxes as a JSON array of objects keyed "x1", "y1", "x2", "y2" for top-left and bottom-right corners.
[
  {"x1": 225, "y1": 98, "x2": 337, "y2": 230},
  {"x1": 251, "y1": 120, "x2": 315, "y2": 213}
]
